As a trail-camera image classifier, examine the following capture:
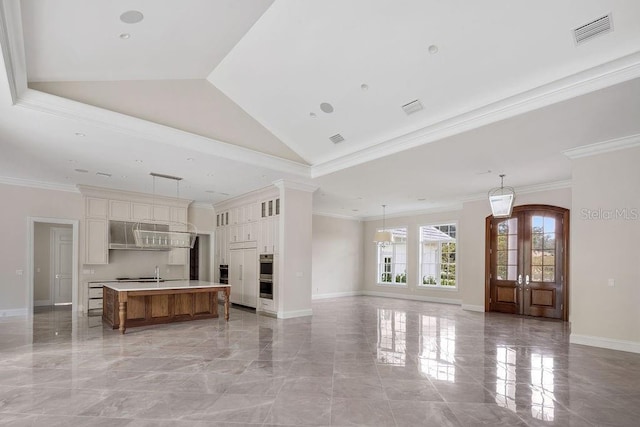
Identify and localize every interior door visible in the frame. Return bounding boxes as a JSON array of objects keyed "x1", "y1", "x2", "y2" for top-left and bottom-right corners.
[
  {"x1": 52, "y1": 227, "x2": 73, "y2": 305},
  {"x1": 486, "y1": 205, "x2": 568, "y2": 320}
]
